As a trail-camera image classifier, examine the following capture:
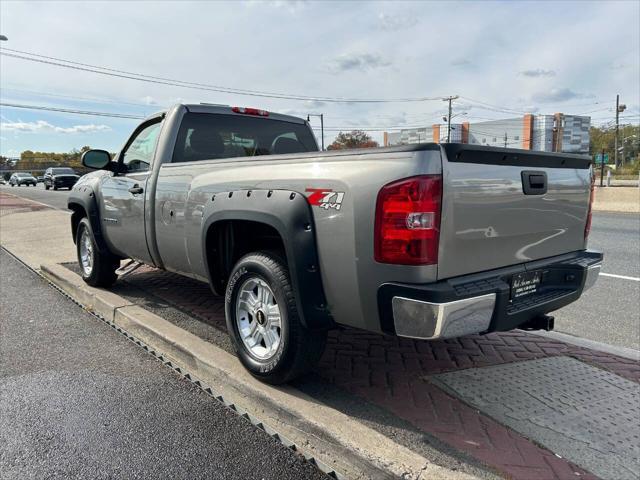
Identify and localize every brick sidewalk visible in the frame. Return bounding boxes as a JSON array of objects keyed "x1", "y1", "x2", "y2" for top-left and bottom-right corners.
[{"x1": 118, "y1": 266, "x2": 639, "y2": 479}]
